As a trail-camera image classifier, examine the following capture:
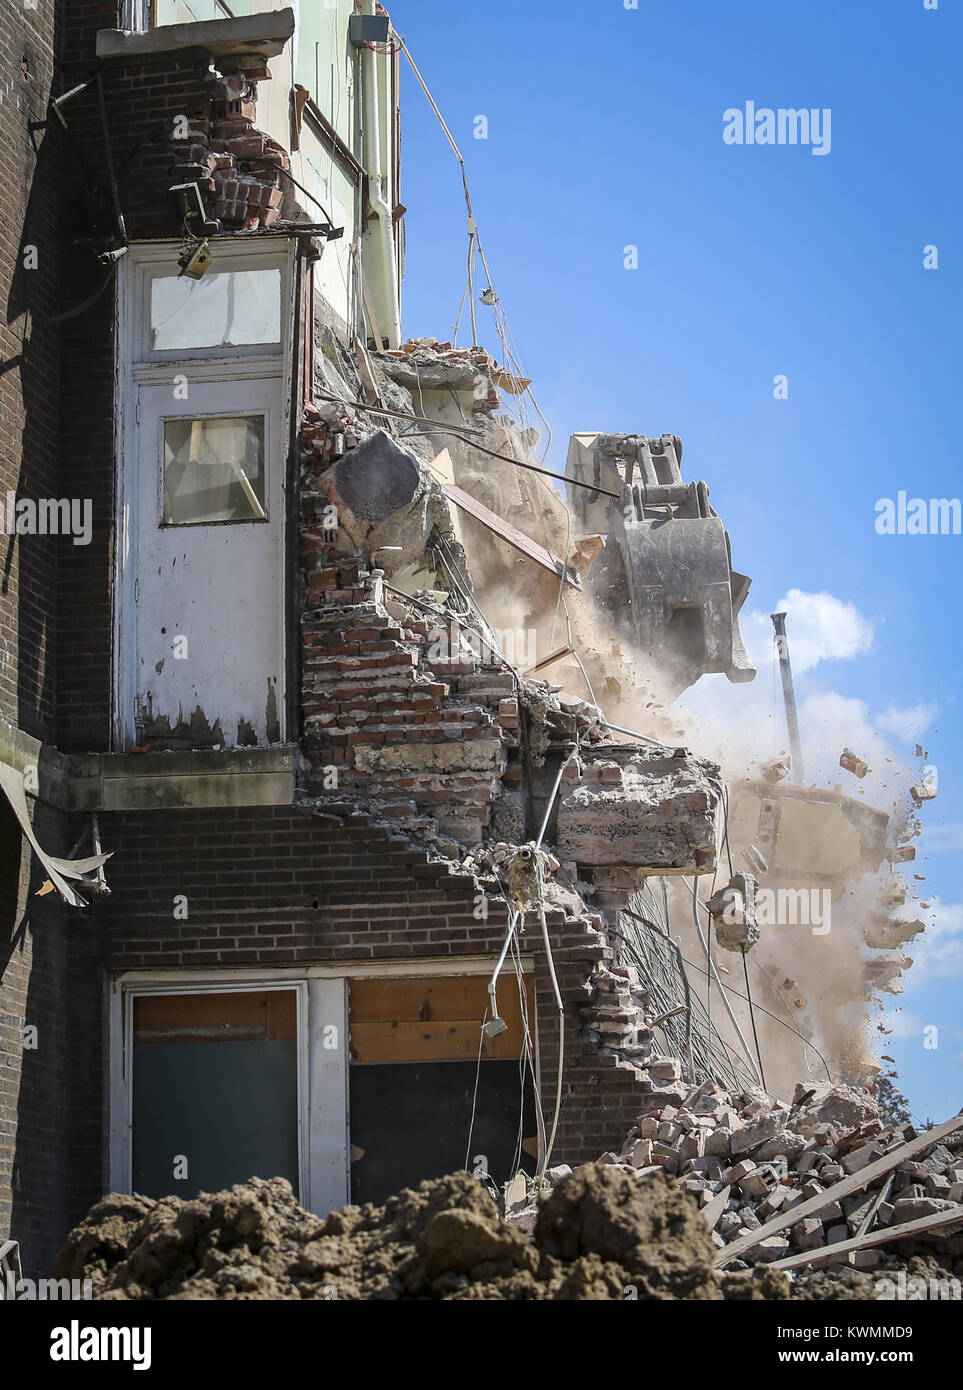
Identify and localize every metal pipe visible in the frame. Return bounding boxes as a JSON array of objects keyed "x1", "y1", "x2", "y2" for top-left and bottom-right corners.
[
  {"x1": 534, "y1": 745, "x2": 578, "y2": 851},
  {"x1": 770, "y1": 612, "x2": 805, "y2": 783},
  {"x1": 360, "y1": 1, "x2": 402, "y2": 347}
]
